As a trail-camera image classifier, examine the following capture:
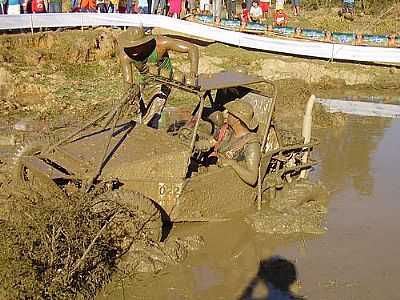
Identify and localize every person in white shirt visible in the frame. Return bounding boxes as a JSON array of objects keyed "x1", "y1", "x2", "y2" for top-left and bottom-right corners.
[
  {"x1": 276, "y1": 0, "x2": 284, "y2": 10},
  {"x1": 249, "y1": 0, "x2": 263, "y2": 21},
  {"x1": 199, "y1": 0, "x2": 210, "y2": 14}
]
